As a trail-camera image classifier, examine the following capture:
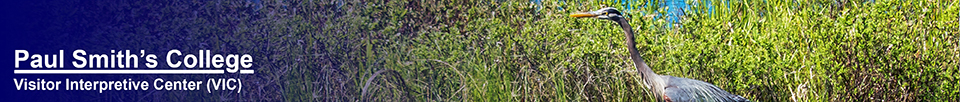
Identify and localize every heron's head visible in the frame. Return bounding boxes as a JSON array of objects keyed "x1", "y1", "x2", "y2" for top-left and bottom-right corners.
[{"x1": 570, "y1": 7, "x2": 624, "y2": 20}]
